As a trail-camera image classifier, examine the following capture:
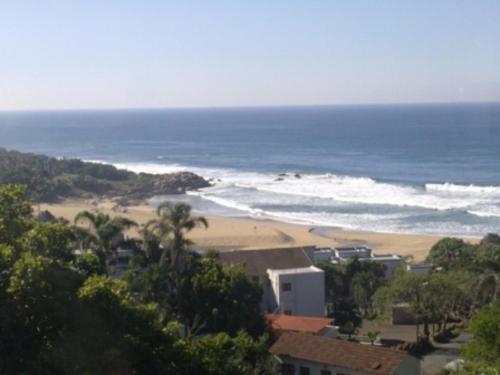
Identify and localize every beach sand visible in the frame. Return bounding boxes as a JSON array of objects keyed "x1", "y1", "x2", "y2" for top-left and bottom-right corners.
[{"x1": 38, "y1": 198, "x2": 477, "y2": 262}]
